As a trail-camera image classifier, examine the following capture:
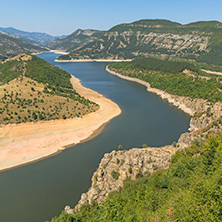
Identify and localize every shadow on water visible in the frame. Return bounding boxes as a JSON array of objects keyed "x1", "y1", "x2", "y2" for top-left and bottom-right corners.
[{"x1": 0, "y1": 53, "x2": 190, "y2": 222}]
